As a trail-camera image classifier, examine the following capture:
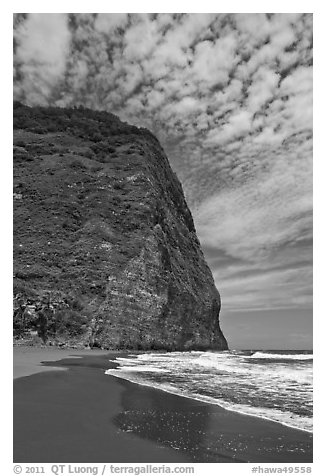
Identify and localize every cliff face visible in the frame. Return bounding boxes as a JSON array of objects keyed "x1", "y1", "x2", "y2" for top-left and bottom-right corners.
[{"x1": 13, "y1": 102, "x2": 228, "y2": 350}]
